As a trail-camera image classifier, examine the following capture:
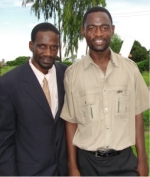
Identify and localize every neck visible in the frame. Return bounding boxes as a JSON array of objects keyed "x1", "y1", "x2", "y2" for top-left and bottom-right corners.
[
  {"x1": 89, "y1": 48, "x2": 111, "y2": 73},
  {"x1": 90, "y1": 48, "x2": 110, "y2": 63}
]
